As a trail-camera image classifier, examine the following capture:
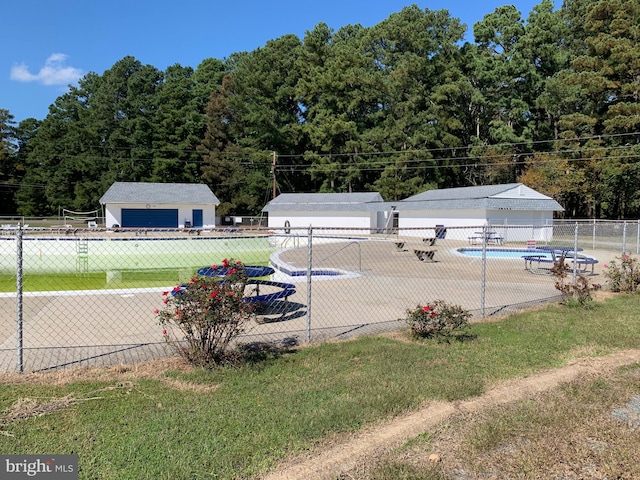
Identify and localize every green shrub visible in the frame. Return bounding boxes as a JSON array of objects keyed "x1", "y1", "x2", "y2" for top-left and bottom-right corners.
[
  {"x1": 402, "y1": 299, "x2": 471, "y2": 341},
  {"x1": 156, "y1": 258, "x2": 254, "y2": 366},
  {"x1": 603, "y1": 254, "x2": 640, "y2": 293}
]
